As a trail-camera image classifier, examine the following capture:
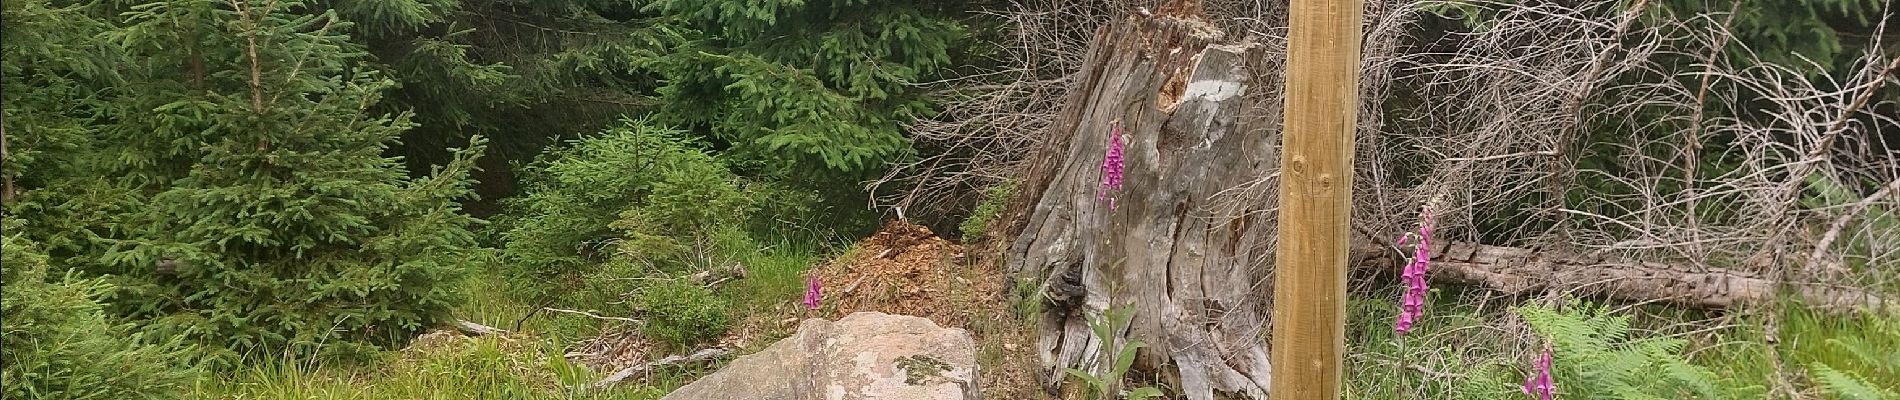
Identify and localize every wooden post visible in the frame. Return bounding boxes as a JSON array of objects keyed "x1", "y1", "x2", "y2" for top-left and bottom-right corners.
[{"x1": 1271, "y1": 0, "x2": 1362, "y2": 397}]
